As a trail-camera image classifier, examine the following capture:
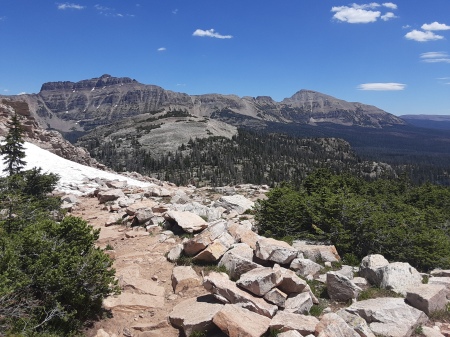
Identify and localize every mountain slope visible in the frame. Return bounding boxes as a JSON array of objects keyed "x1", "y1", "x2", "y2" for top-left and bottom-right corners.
[
  {"x1": 400, "y1": 114, "x2": 450, "y2": 130},
  {"x1": 6, "y1": 74, "x2": 405, "y2": 137}
]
